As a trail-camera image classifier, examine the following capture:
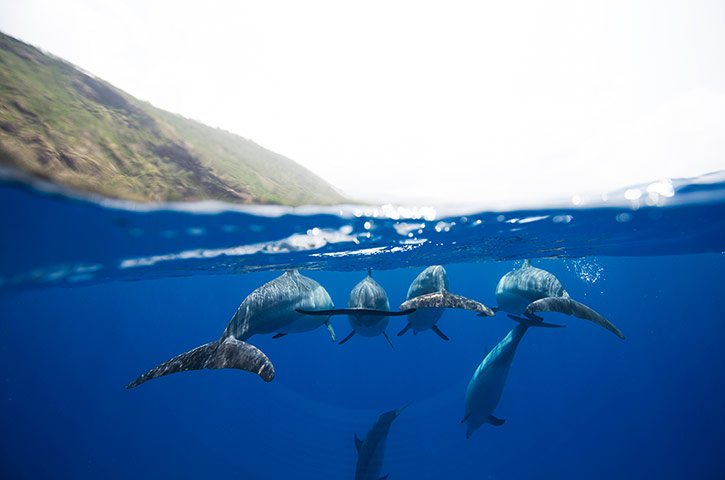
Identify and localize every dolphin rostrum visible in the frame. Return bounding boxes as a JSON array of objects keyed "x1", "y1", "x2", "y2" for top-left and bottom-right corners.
[
  {"x1": 462, "y1": 315, "x2": 563, "y2": 438},
  {"x1": 354, "y1": 402, "x2": 412, "y2": 480},
  {"x1": 492, "y1": 260, "x2": 624, "y2": 339},
  {"x1": 126, "y1": 270, "x2": 335, "y2": 388},
  {"x1": 397, "y1": 265, "x2": 494, "y2": 340},
  {"x1": 296, "y1": 270, "x2": 414, "y2": 348}
]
